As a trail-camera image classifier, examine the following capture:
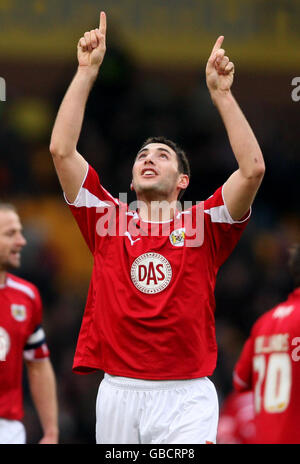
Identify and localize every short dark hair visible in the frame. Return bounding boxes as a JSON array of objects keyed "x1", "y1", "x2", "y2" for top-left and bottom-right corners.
[
  {"x1": 139, "y1": 136, "x2": 191, "y2": 200},
  {"x1": 288, "y1": 244, "x2": 300, "y2": 288}
]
